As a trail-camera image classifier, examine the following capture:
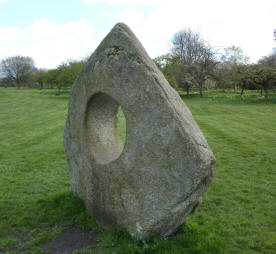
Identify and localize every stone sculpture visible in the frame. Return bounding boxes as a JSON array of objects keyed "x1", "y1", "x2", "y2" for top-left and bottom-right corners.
[{"x1": 64, "y1": 23, "x2": 215, "y2": 239}]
